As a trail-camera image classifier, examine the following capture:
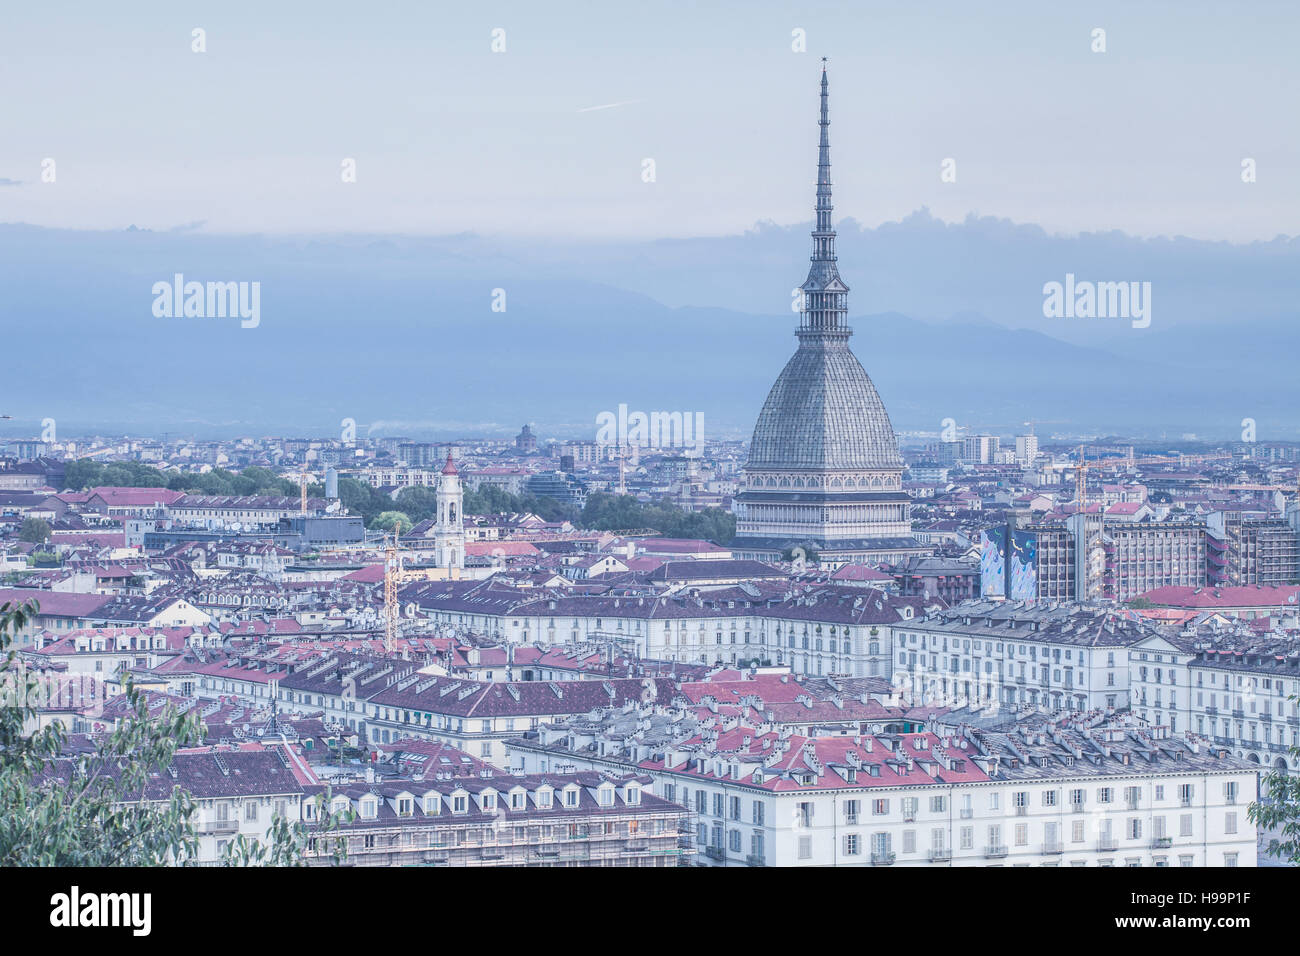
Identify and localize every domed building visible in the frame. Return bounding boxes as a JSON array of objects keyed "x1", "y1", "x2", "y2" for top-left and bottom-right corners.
[{"x1": 732, "y1": 65, "x2": 926, "y2": 566}]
